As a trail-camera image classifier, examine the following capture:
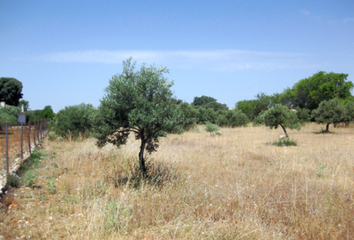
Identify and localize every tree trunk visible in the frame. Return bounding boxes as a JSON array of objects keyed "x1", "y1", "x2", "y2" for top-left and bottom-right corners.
[
  {"x1": 139, "y1": 138, "x2": 147, "y2": 178},
  {"x1": 326, "y1": 123, "x2": 330, "y2": 132},
  {"x1": 280, "y1": 124, "x2": 289, "y2": 139}
]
